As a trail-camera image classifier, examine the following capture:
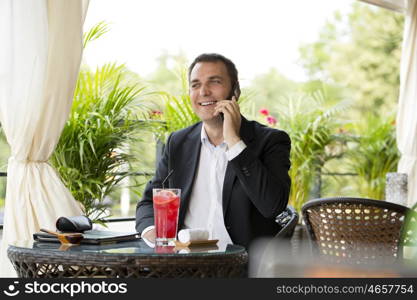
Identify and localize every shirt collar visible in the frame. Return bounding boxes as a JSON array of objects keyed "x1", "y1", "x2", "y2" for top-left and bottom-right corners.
[
  {"x1": 201, "y1": 125, "x2": 227, "y2": 148},
  {"x1": 200, "y1": 125, "x2": 209, "y2": 144}
]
